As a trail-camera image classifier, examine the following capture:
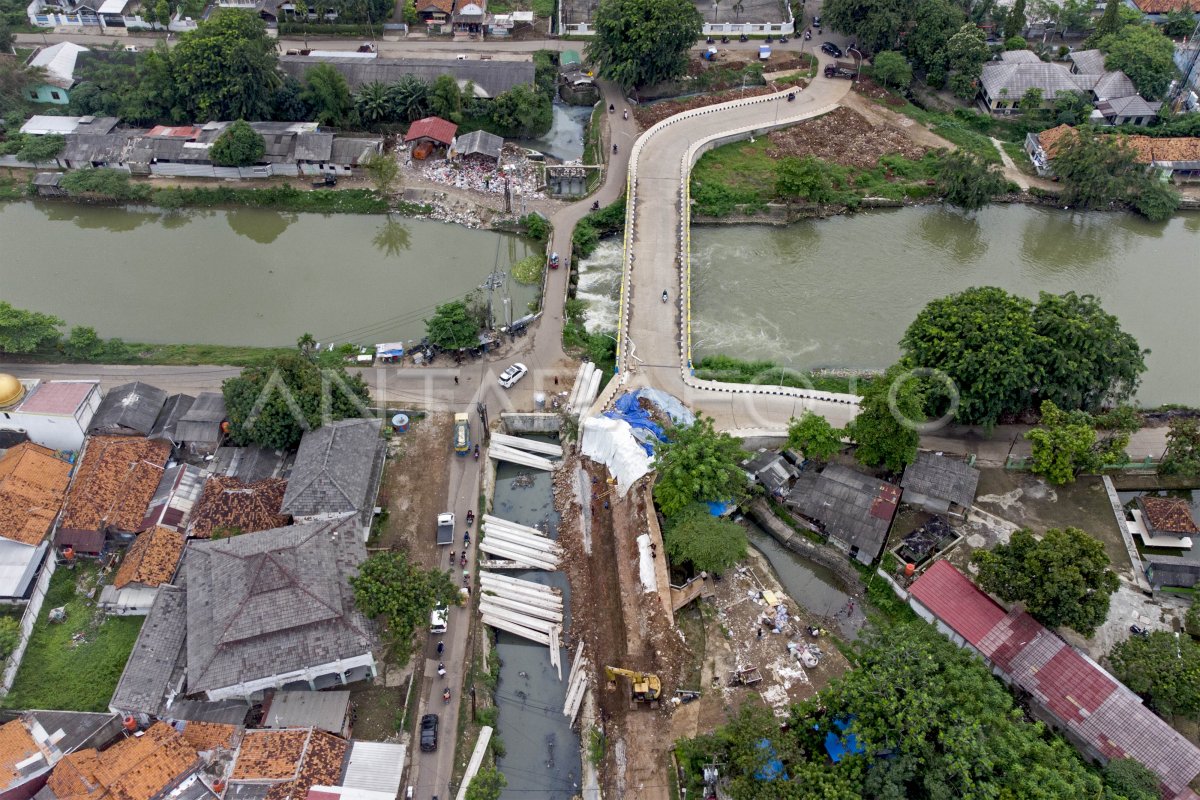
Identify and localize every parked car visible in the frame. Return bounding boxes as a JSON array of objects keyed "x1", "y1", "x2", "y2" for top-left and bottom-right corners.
[
  {"x1": 498, "y1": 362, "x2": 528, "y2": 389},
  {"x1": 420, "y1": 714, "x2": 439, "y2": 751},
  {"x1": 430, "y1": 605, "x2": 448, "y2": 634},
  {"x1": 811, "y1": 15, "x2": 821, "y2": 27},
  {"x1": 821, "y1": 42, "x2": 843, "y2": 58}
]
